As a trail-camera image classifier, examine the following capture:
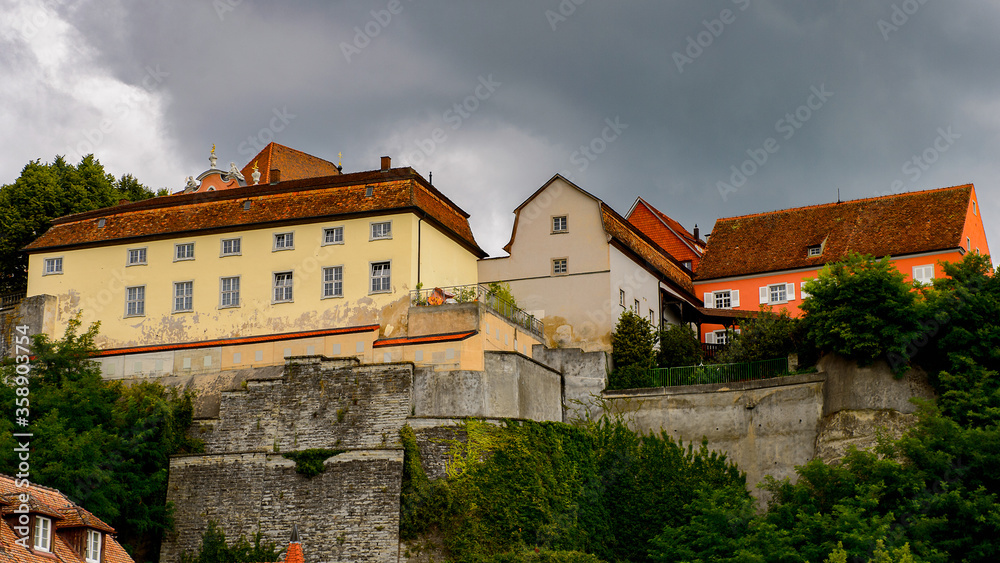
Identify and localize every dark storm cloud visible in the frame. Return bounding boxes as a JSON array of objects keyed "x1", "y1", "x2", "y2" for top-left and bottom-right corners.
[{"x1": 7, "y1": 0, "x2": 1000, "y2": 257}]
